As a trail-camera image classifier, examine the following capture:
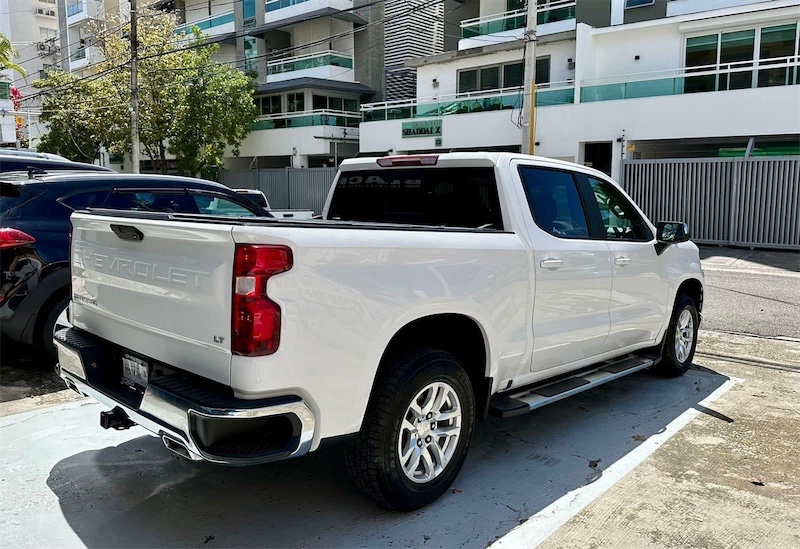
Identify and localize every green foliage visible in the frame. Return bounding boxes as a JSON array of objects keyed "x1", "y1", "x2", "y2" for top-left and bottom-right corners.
[
  {"x1": 35, "y1": 72, "x2": 121, "y2": 163},
  {"x1": 0, "y1": 33, "x2": 26, "y2": 76},
  {"x1": 34, "y1": 8, "x2": 258, "y2": 174}
]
